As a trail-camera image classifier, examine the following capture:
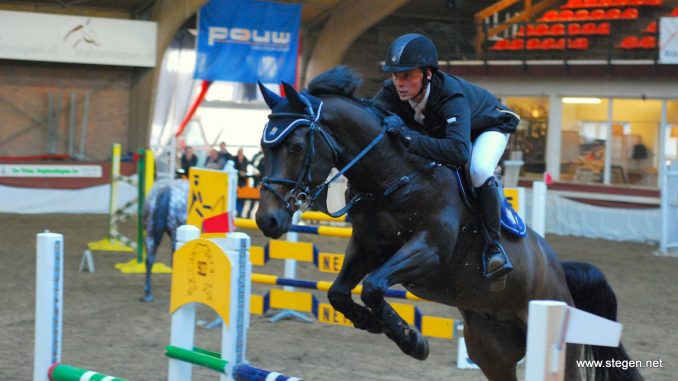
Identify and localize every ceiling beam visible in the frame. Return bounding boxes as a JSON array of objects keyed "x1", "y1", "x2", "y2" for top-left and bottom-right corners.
[{"x1": 304, "y1": 0, "x2": 409, "y2": 84}]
